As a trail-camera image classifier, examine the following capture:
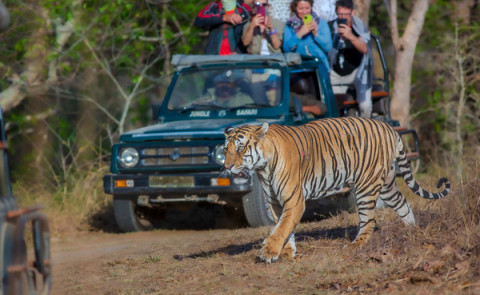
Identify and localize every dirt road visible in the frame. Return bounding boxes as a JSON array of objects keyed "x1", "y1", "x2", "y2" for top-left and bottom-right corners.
[
  {"x1": 50, "y1": 202, "x2": 480, "y2": 295},
  {"x1": 51, "y1": 227, "x2": 264, "y2": 294}
]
